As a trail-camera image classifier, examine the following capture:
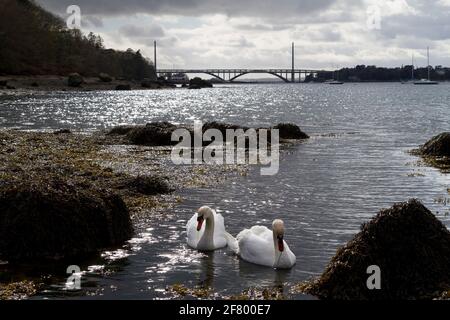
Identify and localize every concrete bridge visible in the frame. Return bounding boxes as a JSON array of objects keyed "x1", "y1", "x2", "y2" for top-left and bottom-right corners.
[{"x1": 157, "y1": 68, "x2": 327, "y2": 83}]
